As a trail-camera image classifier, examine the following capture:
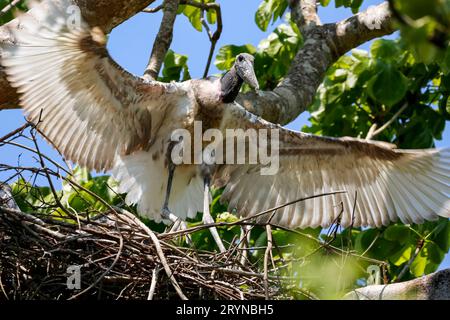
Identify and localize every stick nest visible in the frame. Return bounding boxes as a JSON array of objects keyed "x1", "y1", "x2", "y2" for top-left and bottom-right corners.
[{"x1": 0, "y1": 203, "x2": 284, "y2": 300}]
